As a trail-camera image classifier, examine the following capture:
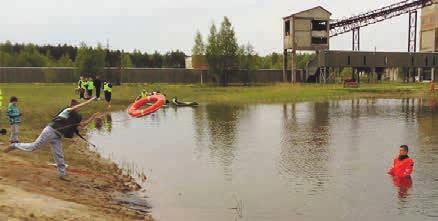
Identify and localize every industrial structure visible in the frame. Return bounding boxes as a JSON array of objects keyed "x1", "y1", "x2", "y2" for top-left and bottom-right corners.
[
  {"x1": 283, "y1": 0, "x2": 438, "y2": 83},
  {"x1": 420, "y1": 2, "x2": 438, "y2": 52}
]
